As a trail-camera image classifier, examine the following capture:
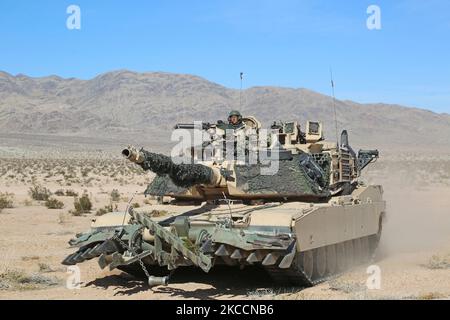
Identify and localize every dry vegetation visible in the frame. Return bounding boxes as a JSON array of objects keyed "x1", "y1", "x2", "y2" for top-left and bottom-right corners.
[
  {"x1": 0, "y1": 269, "x2": 60, "y2": 291},
  {"x1": 0, "y1": 158, "x2": 147, "y2": 188},
  {"x1": 0, "y1": 192, "x2": 14, "y2": 213},
  {"x1": 0, "y1": 155, "x2": 157, "y2": 297},
  {"x1": 423, "y1": 254, "x2": 450, "y2": 270},
  {"x1": 0, "y1": 157, "x2": 150, "y2": 217}
]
